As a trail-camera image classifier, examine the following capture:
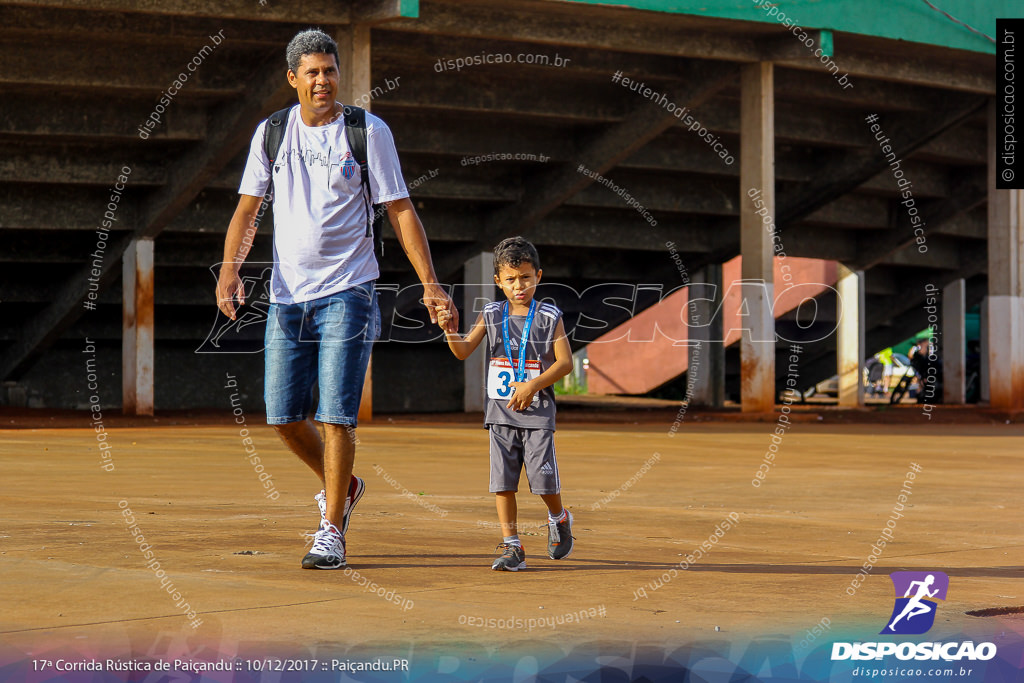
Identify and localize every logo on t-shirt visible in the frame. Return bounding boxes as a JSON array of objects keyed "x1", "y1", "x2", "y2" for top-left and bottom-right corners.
[{"x1": 341, "y1": 152, "x2": 356, "y2": 180}]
